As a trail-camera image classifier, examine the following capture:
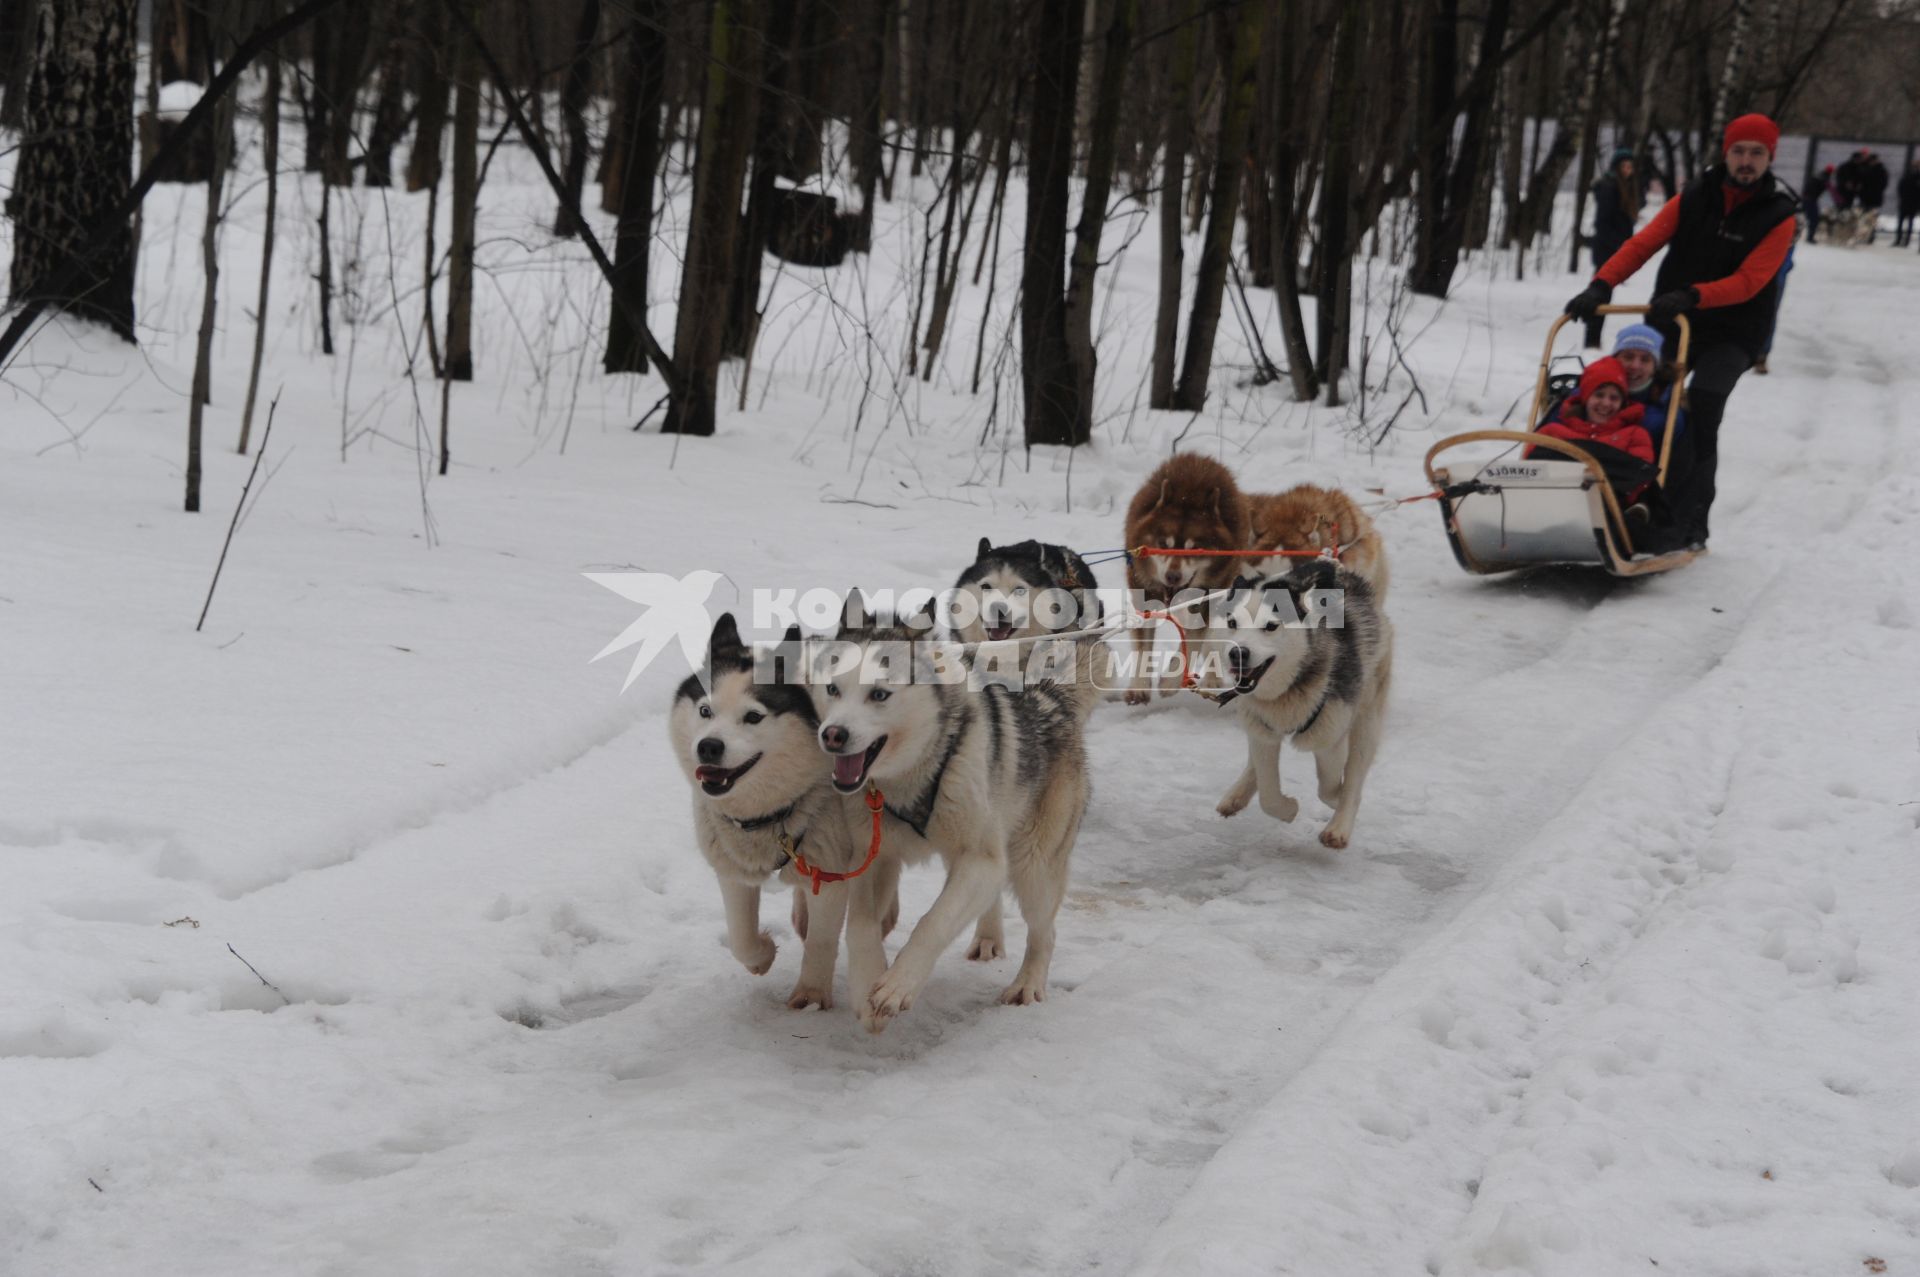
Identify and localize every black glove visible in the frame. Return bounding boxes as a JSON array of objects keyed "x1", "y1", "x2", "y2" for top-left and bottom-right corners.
[
  {"x1": 1565, "y1": 280, "x2": 1613, "y2": 321},
  {"x1": 1647, "y1": 287, "x2": 1699, "y2": 326}
]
